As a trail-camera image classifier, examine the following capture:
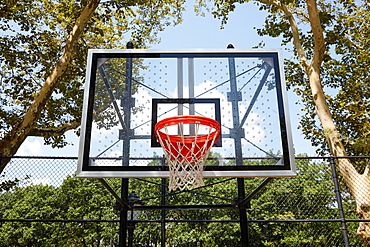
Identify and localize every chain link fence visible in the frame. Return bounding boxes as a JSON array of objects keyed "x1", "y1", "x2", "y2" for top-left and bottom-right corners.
[{"x1": 0, "y1": 156, "x2": 369, "y2": 246}]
